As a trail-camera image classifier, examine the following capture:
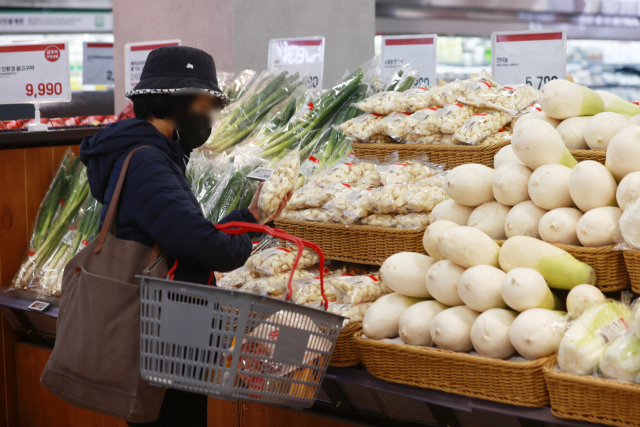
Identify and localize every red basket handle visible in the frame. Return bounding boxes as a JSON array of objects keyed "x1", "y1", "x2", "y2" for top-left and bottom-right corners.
[{"x1": 214, "y1": 222, "x2": 328, "y2": 310}]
